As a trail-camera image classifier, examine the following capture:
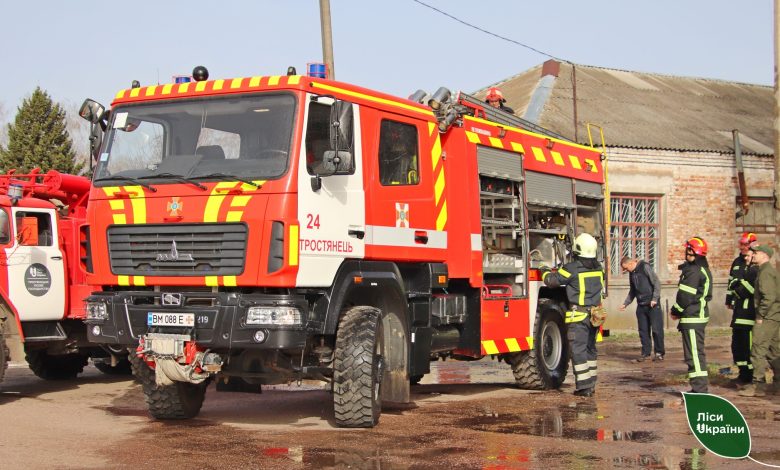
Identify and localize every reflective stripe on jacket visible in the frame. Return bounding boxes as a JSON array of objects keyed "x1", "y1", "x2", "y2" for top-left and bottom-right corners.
[
  {"x1": 542, "y1": 258, "x2": 604, "y2": 308},
  {"x1": 672, "y1": 259, "x2": 713, "y2": 328}
]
